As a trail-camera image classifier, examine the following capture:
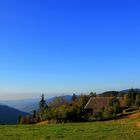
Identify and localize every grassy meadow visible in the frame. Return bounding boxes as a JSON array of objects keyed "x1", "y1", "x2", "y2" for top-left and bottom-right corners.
[{"x1": 0, "y1": 113, "x2": 140, "y2": 140}]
